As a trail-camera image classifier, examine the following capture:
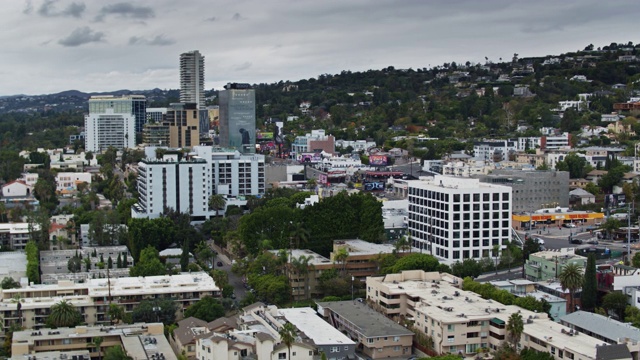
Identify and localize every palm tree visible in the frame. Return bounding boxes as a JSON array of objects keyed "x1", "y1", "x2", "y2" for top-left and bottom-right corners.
[
  {"x1": 278, "y1": 322, "x2": 297, "y2": 360},
  {"x1": 11, "y1": 294, "x2": 24, "y2": 328},
  {"x1": 208, "y1": 194, "x2": 227, "y2": 217},
  {"x1": 47, "y1": 300, "x2": 83, "y2": 328},
  {"x1": 291, "y1": 255, "x2": 314, "y2": 300},
  {"x1": 88, "y1": 336, "x2": 104, "y2": 360},
  {"x1": 558, "y1": 263, "x2": 584, "y2": 313},
  {"x1": 334, "y1": 248, "x2": 349, "y2": 275},
  {"x1": 394, "y1": 236, "x2": 411, "y2": 255},
  {"x1": 289, "y1": 222, "x2": 310, "y2": 250},
  {"x1": 506, "y1": 313, "x2": 524, "y2": 349},
  {"x1": 492, "y1": 245, "x2": 500, "y2": 274}
]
